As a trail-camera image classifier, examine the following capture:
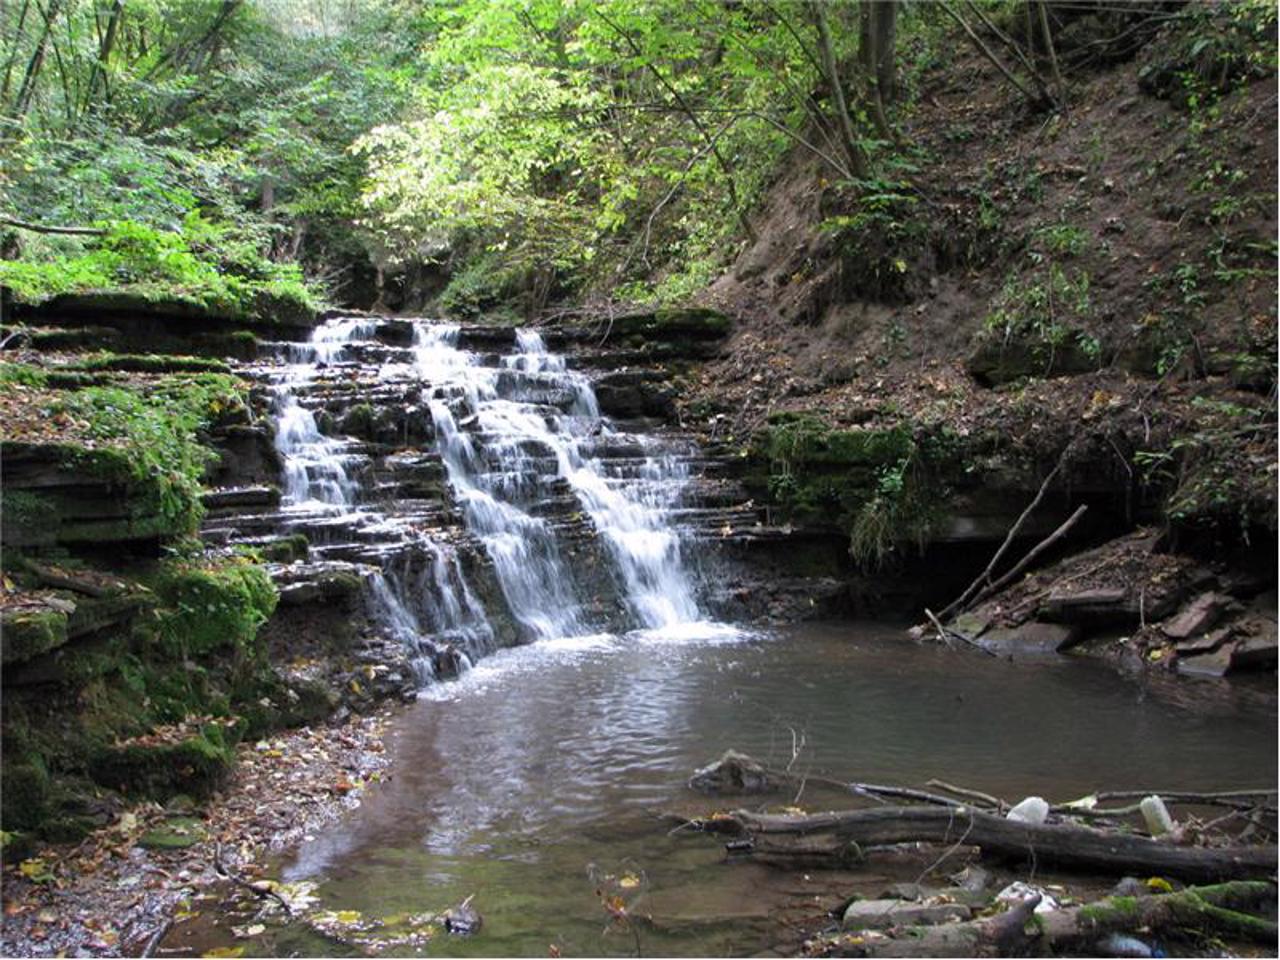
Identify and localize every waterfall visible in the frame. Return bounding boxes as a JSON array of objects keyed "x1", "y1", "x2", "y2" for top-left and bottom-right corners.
[
  {"x1": 264, "y1": 315, "x2": 711, "y2": 688},
  {"x1": 269, "y1": 318, "x2": 493, "y2": 680},
  {"x1": 413, "y1": 323, "x2": 703, "y2": 637}
]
